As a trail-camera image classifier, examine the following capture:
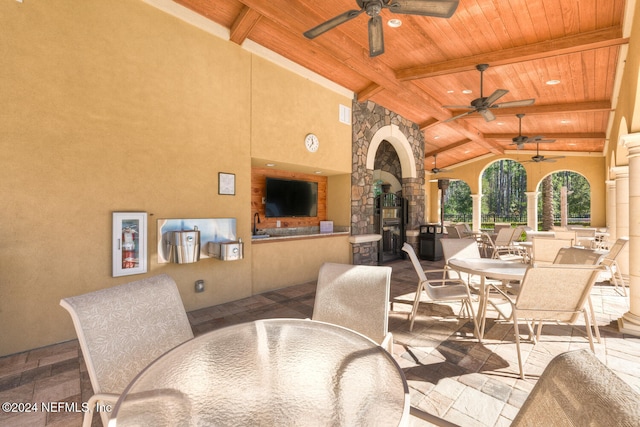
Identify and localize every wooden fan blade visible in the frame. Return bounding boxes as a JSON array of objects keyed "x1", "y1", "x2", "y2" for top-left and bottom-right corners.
[
  {"x1": 442, "y1": 105, "x2": 474, "y2": 109},
  {"x1": 484, "y1": 89, "x2": 508, "y2": 106},
  {"x1": 530, "y1": 136, "x2": 556, "y2": 143},
  {"x1": 386, "y1": 0, "x2": 459, "y2": 18},
  {"x1": 479, "y1": 108, "x2": 496, "y2": 122},
  {"x1": 303, "y1": 9, "x2": 363, "y2": 39},
  {"x1": 368, "y1": 15, "x2": 384, "y2": 57},
  {"x1": 493, "y1": 98, "x2": 535, "y2": 108},
  {"x1": 444, "y1": 110, "x2": 475, "y2": 122}
]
